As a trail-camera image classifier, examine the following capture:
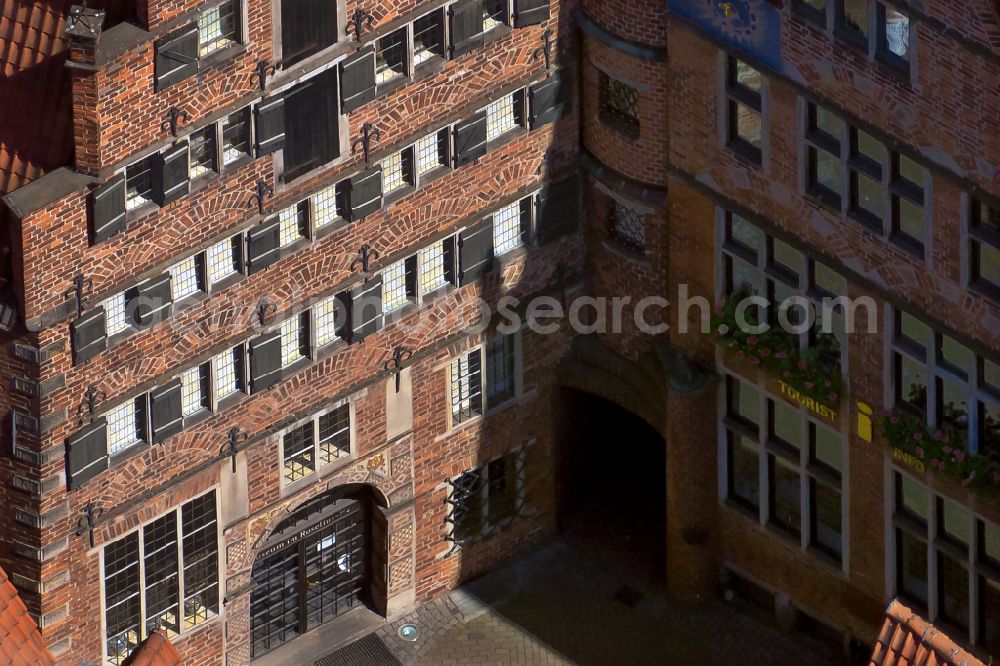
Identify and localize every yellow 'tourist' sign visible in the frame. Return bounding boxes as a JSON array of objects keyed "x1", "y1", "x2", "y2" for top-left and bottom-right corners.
[{"x1": 777, "y1": 380, "x2": 838, "y2": 422}]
